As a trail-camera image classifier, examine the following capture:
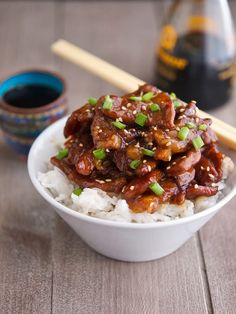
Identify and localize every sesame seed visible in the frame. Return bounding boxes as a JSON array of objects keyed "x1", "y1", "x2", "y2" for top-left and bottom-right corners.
[
  {"x1": 150, "y1": 202, "x2": 155, "y2": 207},
  {"x1": 153, "y1": 127, "x2": 157, "y2": 131},
  {"x1": 122, "y1": 106, "x2": 127, "y2": 111},
  {"x1": 127, "y1": 103, "x2": 132, "y2": 108},
  {"x1": 168, "y1": 156, "x2": 172, "y2": 161},
  {"x1": 172, "y1": 161, "x2": 176, "y2": 165},
  {"x1": 130, "y1": 186, "x2": 134, "y2": 190},
  {"x1": 105, "y1": 179, "x2": 112, "y2": 182},
  {"x1": 95, "y1": 179, "x2": 105, "y2": 184},
  {"x1": 98, "y1": 129, "x2": 103, "y2": 133},
  {"x1": 211, "y1": 183, "x2": 217, "y2": 187},
  {"x1": 118, "y1": 117, "x2": 123, "y2": 122},
  {"x1": 194, "y1": 184, "x2": 199, "y2": 188},
  {"x1": 143, "y1": 160, "x2": 147, "y2": 163},
  {"x1": 200, "y1": 166, "x2": 204, "y2": 170},
  {"x1": 191, "y1": 100, "x2": 197, "y2": 104},
  {"x1": 178, "y1": 115, "x2": 184, "y2": 119},
  {"x1": 85, "y1": 109, "x2": 90, "y2": 112},
  {"x1": 125, "y1": 143, "x2": 129, "y2": 146},
  {"x1": 142, "y1": 106, "x2": 146, "y2": 110},
  {"x1": 166, "y1": 166, "x2": 171, "y2": 170},
  {"x1": 133, "y1": 110, "x2": 137, "y2": 115},
  {"x1": 79, "y1": 143, "x2": 83, "y2": 147},
  {"x1": 123, "y1": 129, "x2": 129, "y2": 134},
  {"x1": 209, "y1": 174, "x2": 215, "y2": 179},
  {"x1": 207, "y1": 166, "x2": 210, "y2": 172},
  {"x1": 180, "y1": 108, "x2": 185, "y2": 112},
  {"x1": 148, "y1": 142, "x2": 153, "y2": 146},
  {"x1": 135, "y1": 142, "x2": 140, "y2": 147},
  {"x1": 176, "y1": 127, "x2": 180, "y2": 131},
  {"x1": 166, "y1": 129, "x2": 170, "y2": 132},
  {"x1": 153, "y1": 147, "x2": 157, "y2": 151},
  {"x1": 106, "y1": 148, "x2": 110, "y2": 152},
  {"x1": 181, "y1": 156, "x2": 186, "y2": 159},
  {"x1": 122, "y1": 186, "x2": 126, "y2": 192},
  {"x1": 147, "y1": 165, "x2": 152, "y2": 172},
  {"x1": 166, "y1": 136, "x2": 171, "y2": 139},
  {"x1": 166, "y1": 142, "x2": 171, "y2": 147},
  {"x1": 96, "y1": 126, "x2": 100, "y2": 129}
]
